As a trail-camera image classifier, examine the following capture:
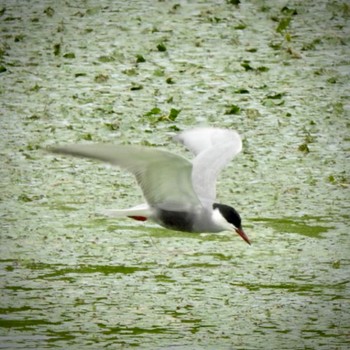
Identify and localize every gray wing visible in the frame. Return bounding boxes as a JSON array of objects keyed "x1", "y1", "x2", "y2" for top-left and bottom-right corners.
[
  {"x1": 50, "y1": 144, "x2": 202, "y2": 211},
  {"x1": 174, "y1": 127, "x2": 242, "y2": 207}
]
